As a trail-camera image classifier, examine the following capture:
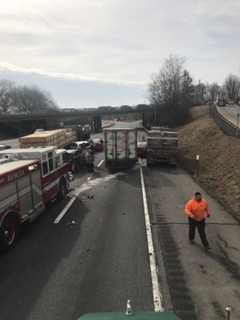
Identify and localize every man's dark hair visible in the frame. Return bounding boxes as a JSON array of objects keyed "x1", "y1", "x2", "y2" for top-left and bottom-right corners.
[{"x1": 195, "y1": 192, "x2": 201, "y2": 197}]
